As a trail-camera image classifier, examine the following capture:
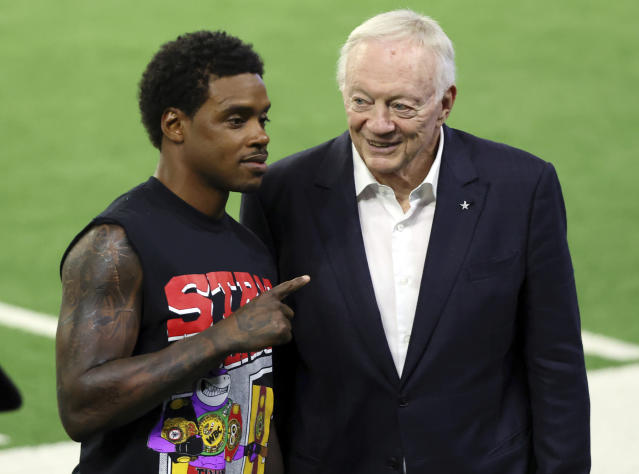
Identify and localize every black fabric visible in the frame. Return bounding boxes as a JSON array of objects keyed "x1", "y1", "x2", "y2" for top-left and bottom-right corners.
[
  {"x1": 62, "y1": 177, "x2": 277, "y2": 474},
  {"x1": 0, "y1": 366, "x2": 21, "y2": 411}
]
